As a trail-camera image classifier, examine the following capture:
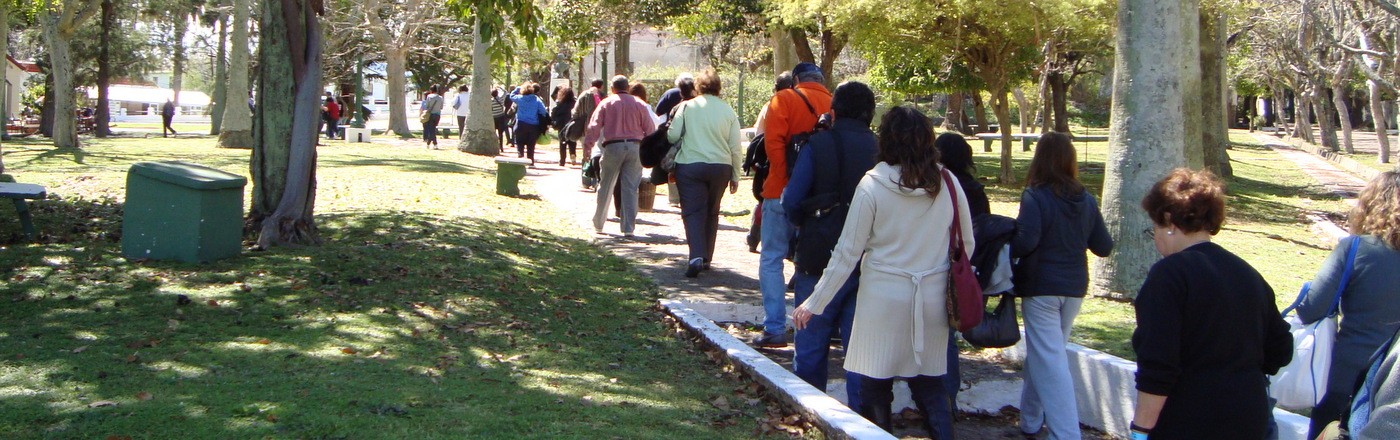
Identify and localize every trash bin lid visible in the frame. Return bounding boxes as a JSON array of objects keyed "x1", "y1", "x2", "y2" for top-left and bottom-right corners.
[{"x1": 129, "y1": 161, "x2": 247, "y2": 190}]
